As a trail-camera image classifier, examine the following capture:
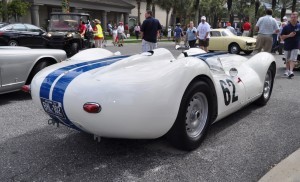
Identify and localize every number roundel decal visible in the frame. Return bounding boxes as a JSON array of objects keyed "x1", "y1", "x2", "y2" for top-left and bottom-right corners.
[{"x1": 219, "y1": 79, "x2": 238, "y2": 106}]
